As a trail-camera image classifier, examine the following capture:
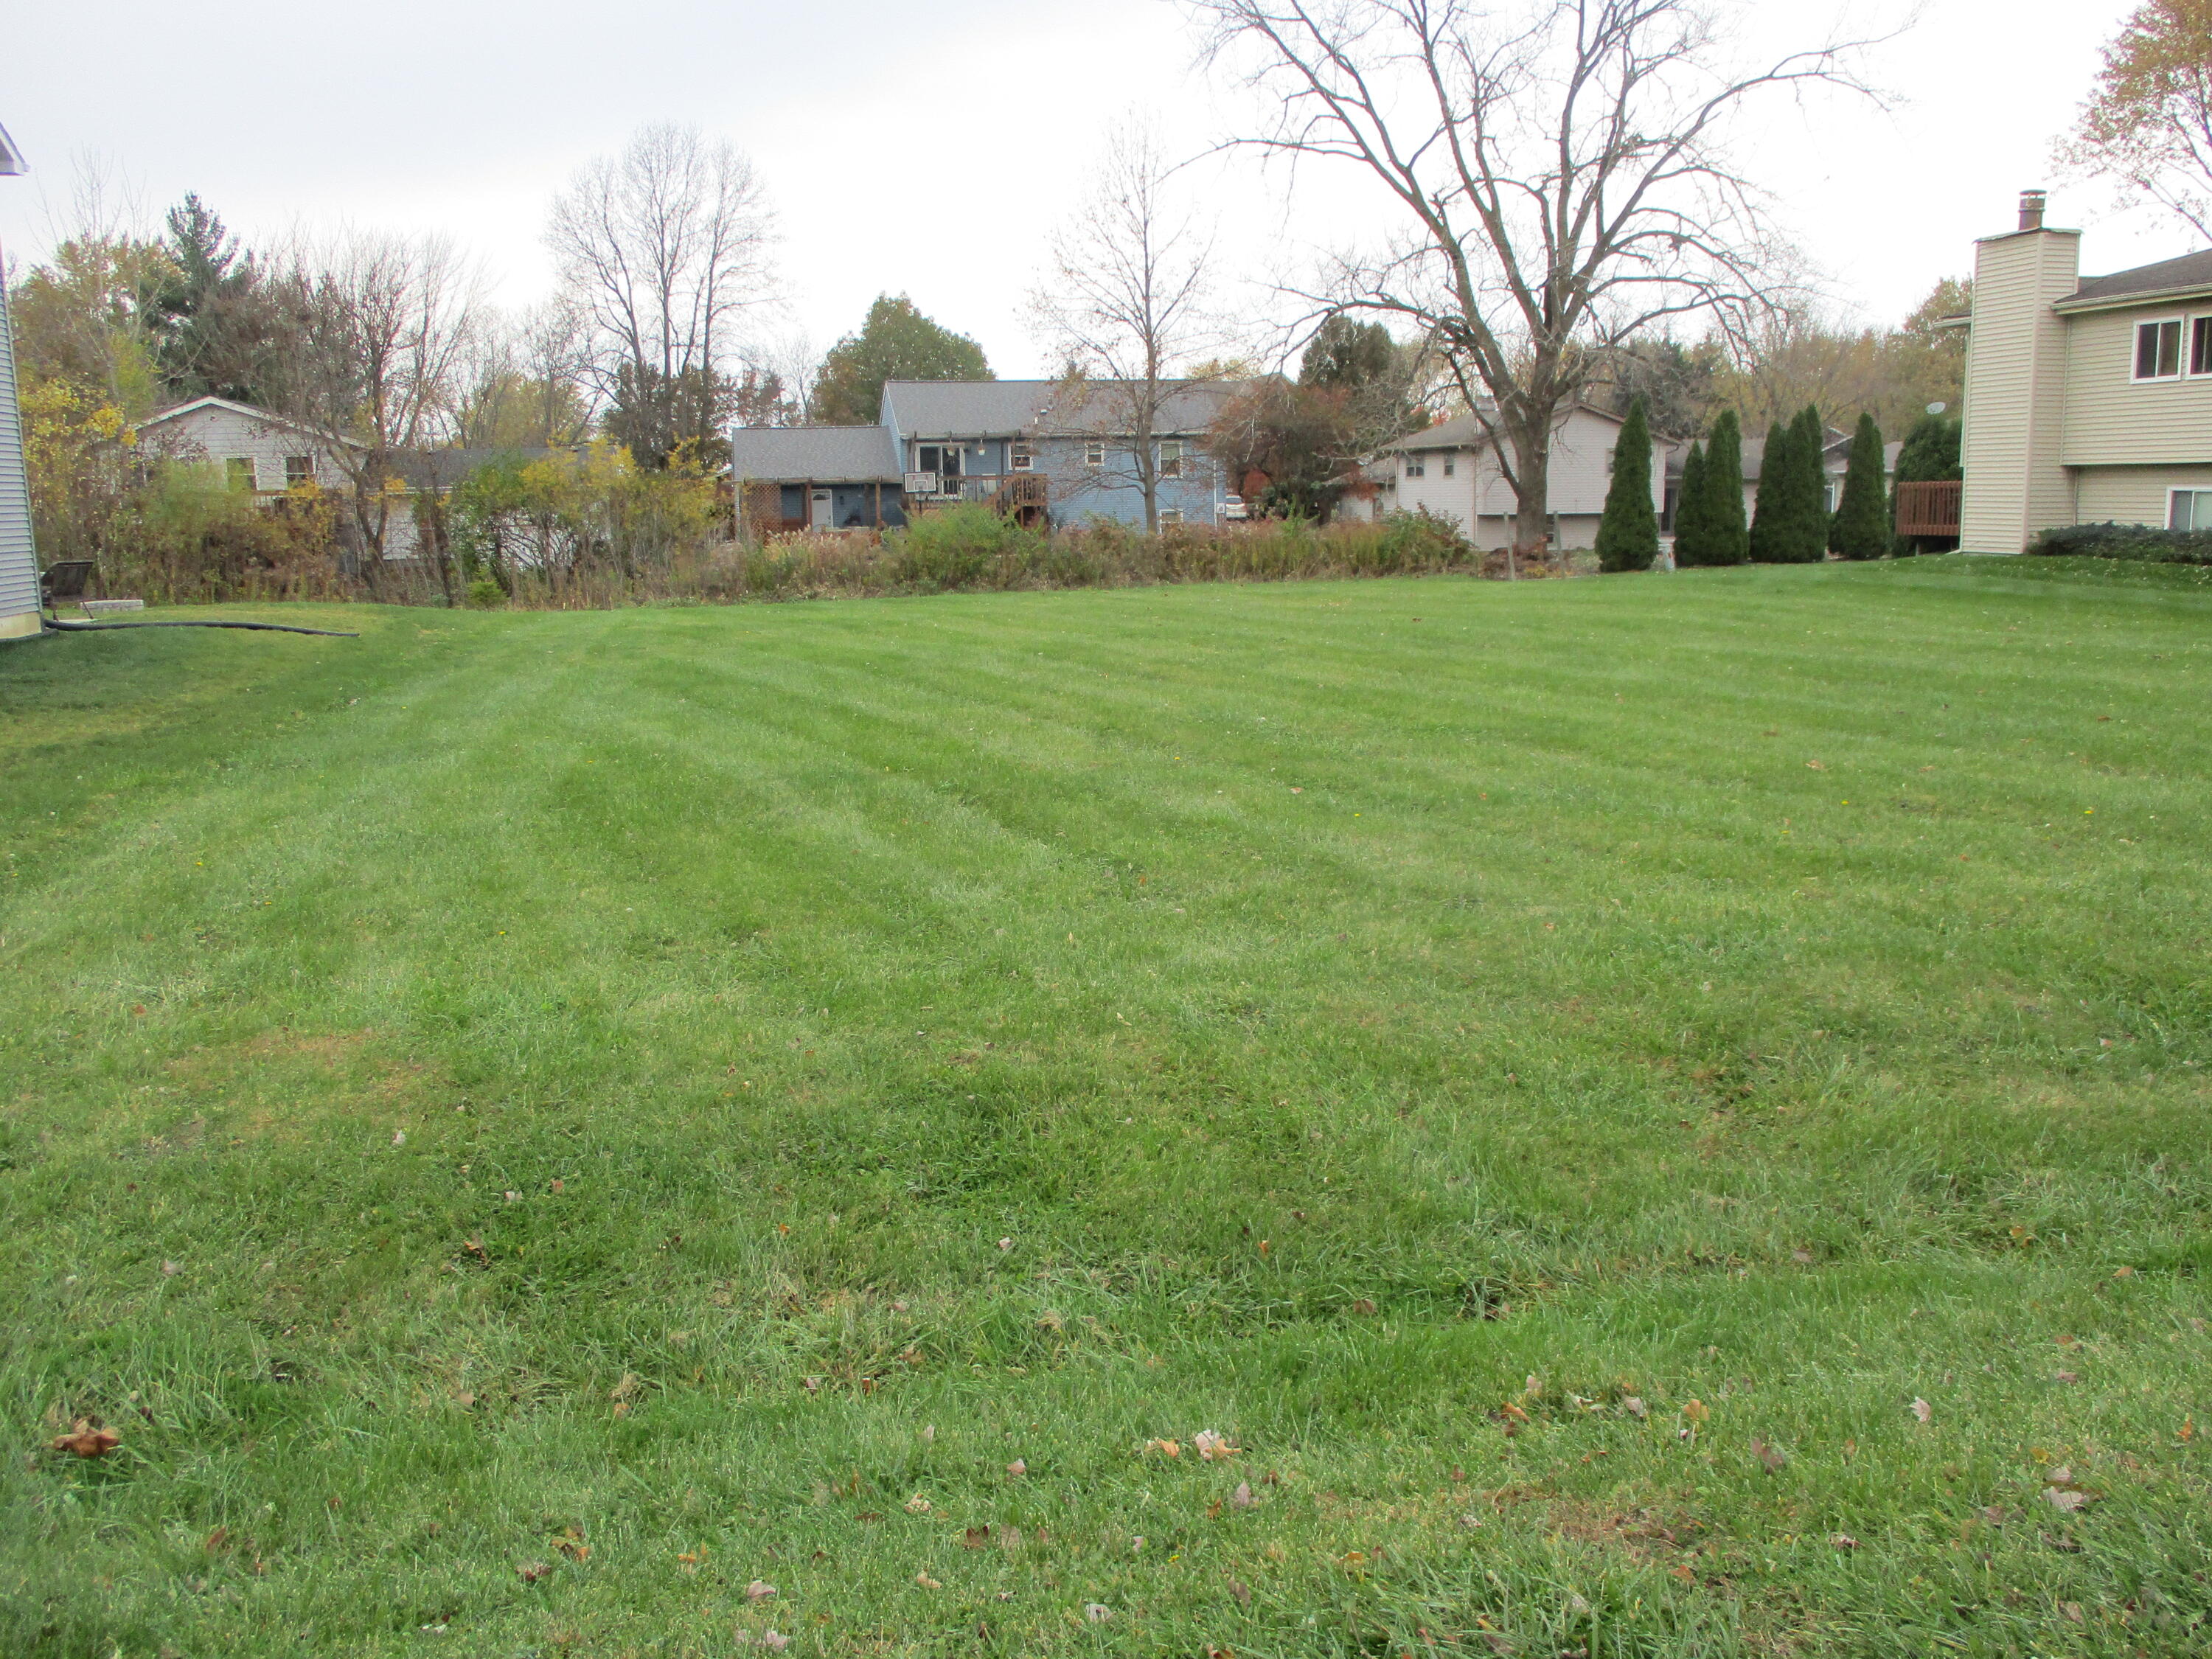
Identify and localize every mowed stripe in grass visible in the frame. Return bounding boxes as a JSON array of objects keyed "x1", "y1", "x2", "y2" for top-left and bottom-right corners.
[{"x1": 3, "y1": 559, "x2": 2210, "y2": 1657}]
